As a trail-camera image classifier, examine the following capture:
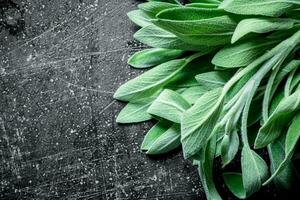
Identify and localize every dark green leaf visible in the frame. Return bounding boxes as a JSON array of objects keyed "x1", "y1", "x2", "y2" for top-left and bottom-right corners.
[
  {"x1": 223, "y1": 172, "x2": 246, "y2": 199},
  {"x1": 267, "y1": 135, "x2": 294, "y2": 190},
  {"x1": 264, "y1": 112, "x2": 300, "y2": 185}
]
